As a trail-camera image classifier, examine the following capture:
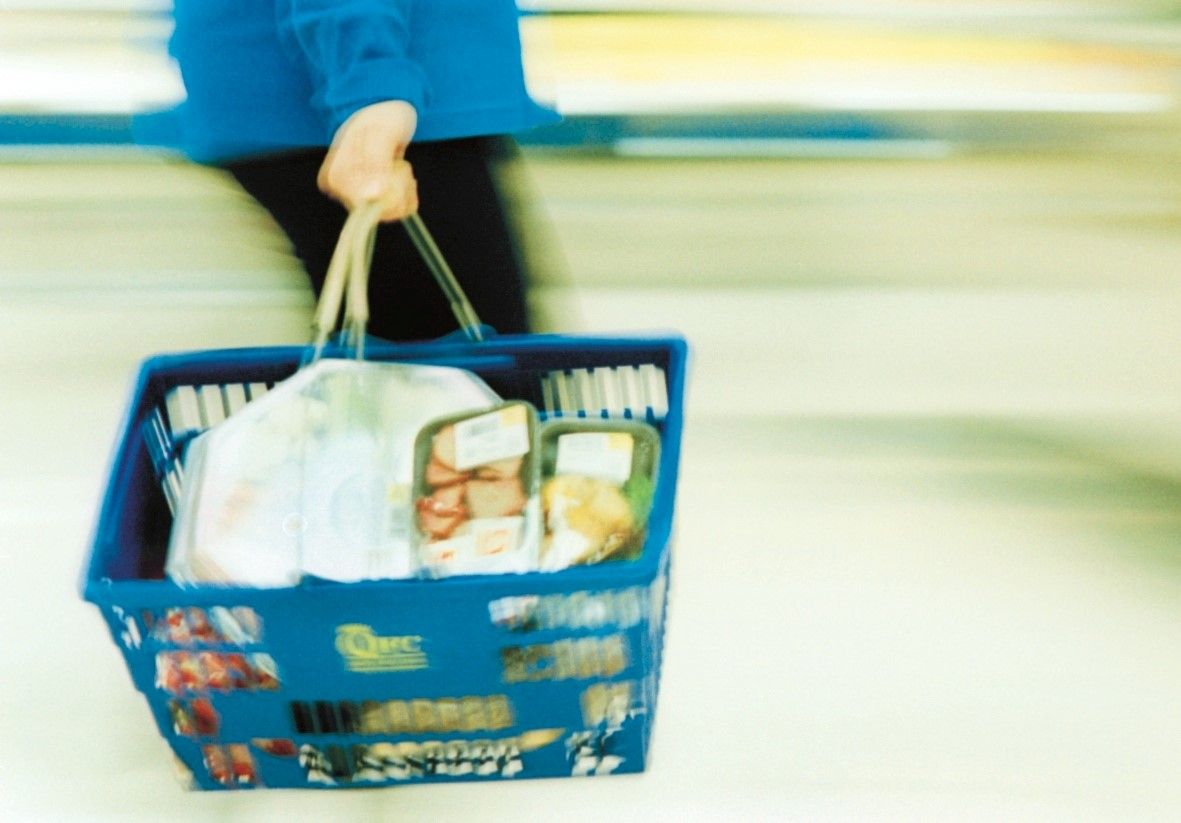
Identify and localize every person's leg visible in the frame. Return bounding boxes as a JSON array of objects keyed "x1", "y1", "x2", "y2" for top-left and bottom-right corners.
[
  {"x1": 222, "y1": 148, "x2": 344, "y2": 298},
  {"x1": 222, "y1": 137, "x2": 531, "y2": 342}
]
